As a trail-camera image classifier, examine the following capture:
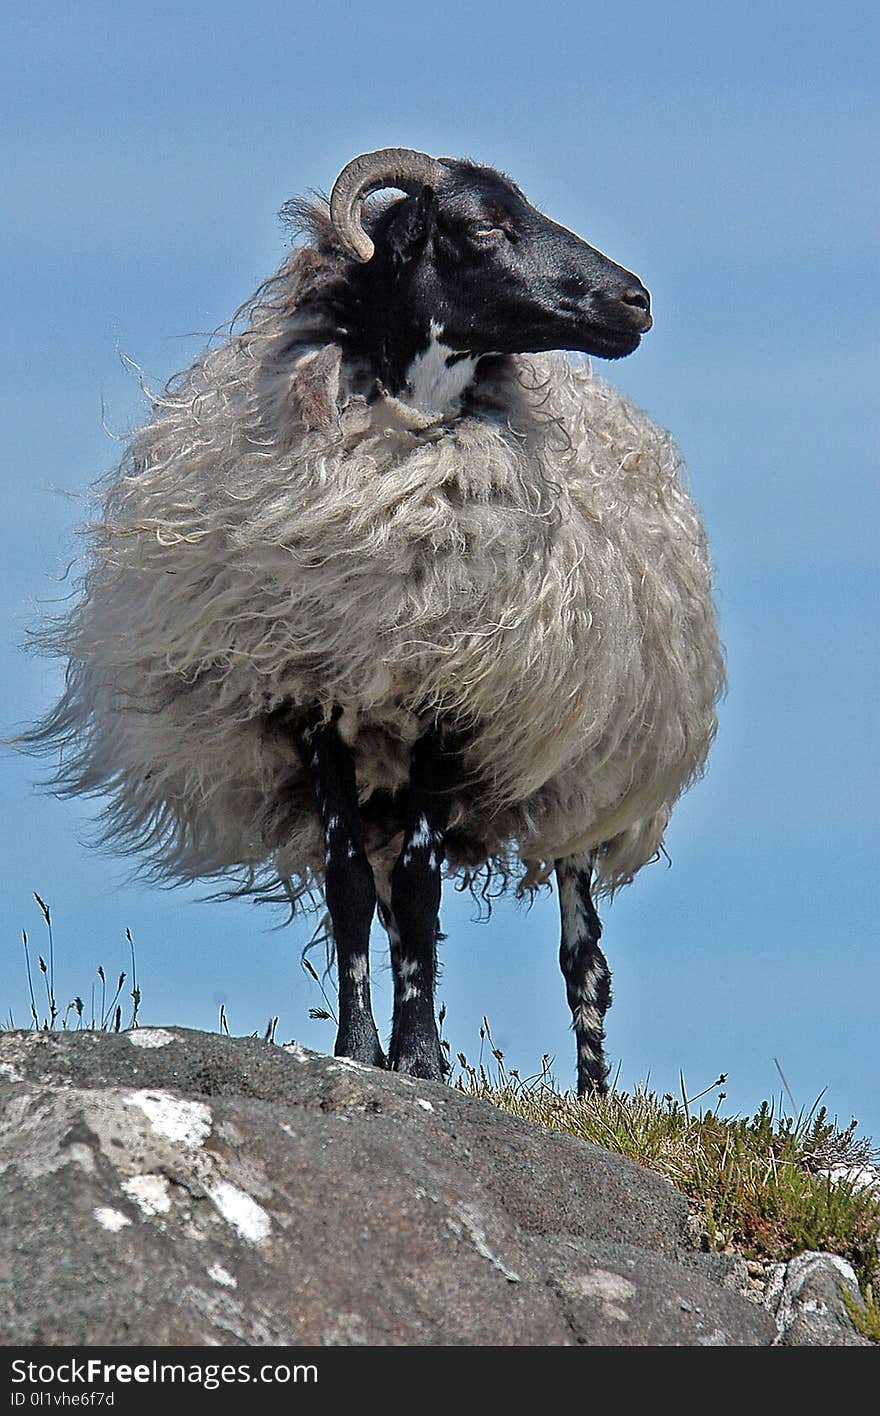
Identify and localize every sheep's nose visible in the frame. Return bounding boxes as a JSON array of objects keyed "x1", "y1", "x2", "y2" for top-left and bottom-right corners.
[{"x1": 620, "y1": 285, "x2": 652, "y2": 331}]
